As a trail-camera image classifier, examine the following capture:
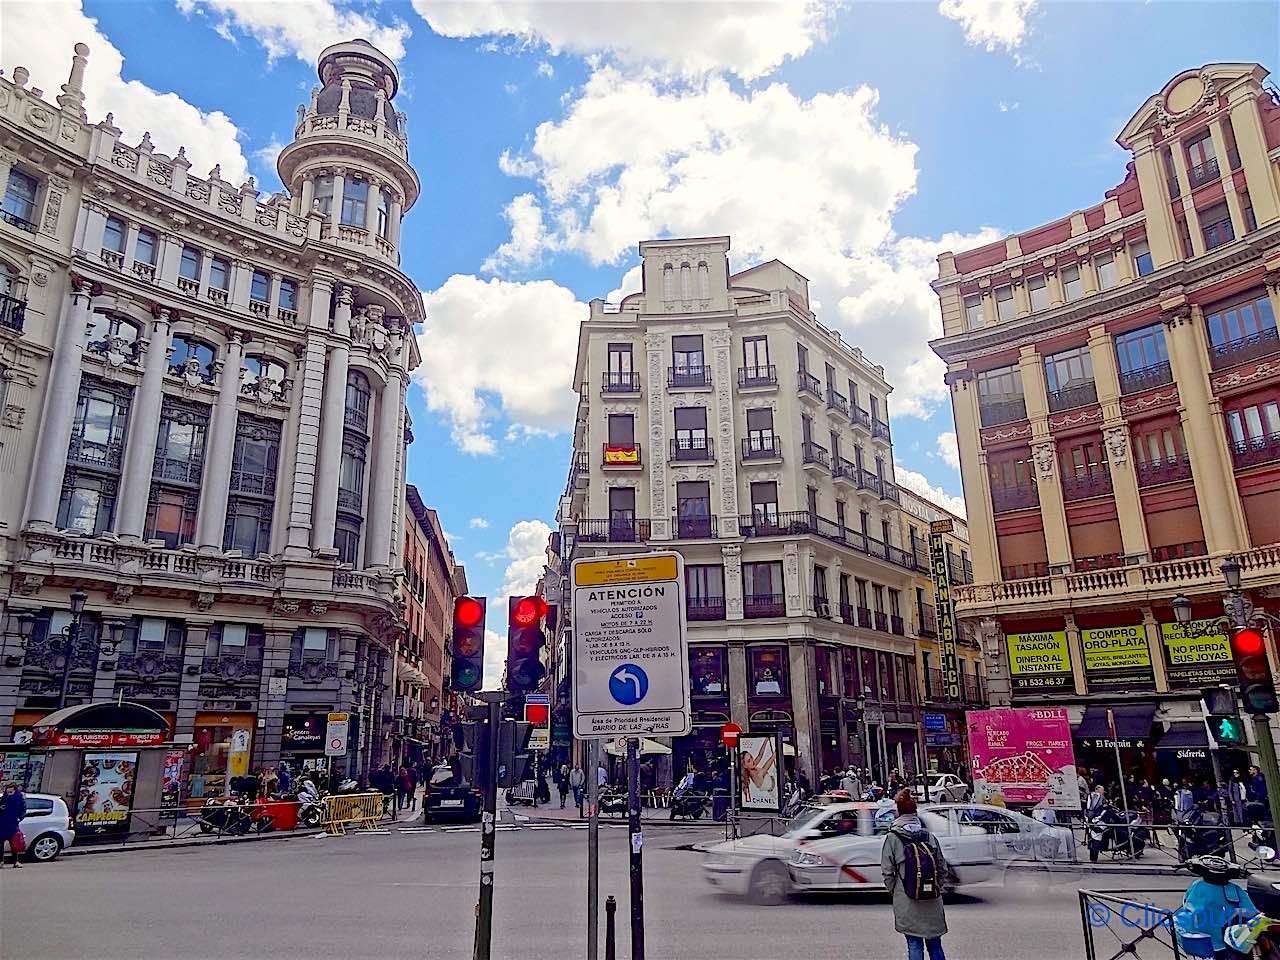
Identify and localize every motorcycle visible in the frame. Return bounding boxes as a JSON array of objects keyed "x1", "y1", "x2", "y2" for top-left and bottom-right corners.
[
  {"x1": 598, "y1": 789, "x2": 628, "y2": 816},
  {"x1": 1087, "y1": 805, "x2": 1149, "y2": 862},
  {"x1": 297, "y1": 782, "x2": 325, "y2": 828},
  {"x1": 1174, "y1": 803, "x2": 1232, "y2": 861},
  {"x1": 197, "y1": 795, "x2": 255, "y2": 835},
  {"x1": 670, "y1": 785, "x2": 708, "y2": 820},
  {"x1": 1174, "y1": 855, "x2": 1280, "y2": 959}
]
